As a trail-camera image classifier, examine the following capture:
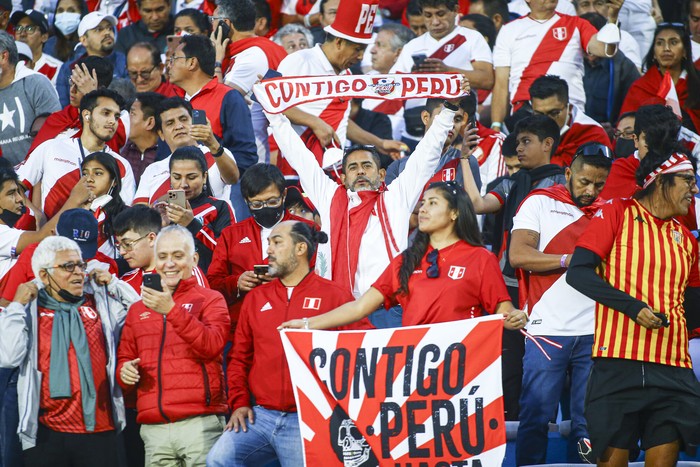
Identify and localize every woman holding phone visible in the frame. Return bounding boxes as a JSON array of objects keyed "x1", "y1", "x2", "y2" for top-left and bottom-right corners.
[
  {"x1": 163, "y1": 146, "x2": 233, "y2": 273},
  {"x1": 279, "y1": 181, "x2": 527, "y2": 330}
]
